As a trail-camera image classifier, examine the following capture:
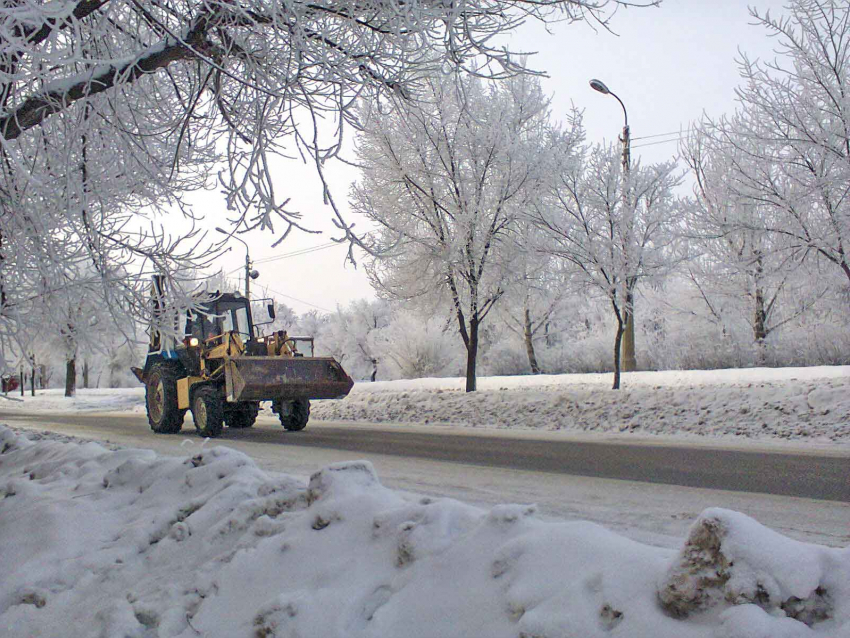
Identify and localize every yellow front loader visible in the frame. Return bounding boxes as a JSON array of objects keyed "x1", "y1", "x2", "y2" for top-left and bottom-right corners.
[{"x1": 132, "y1": 280, "x2": 352, "y2": 437}]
